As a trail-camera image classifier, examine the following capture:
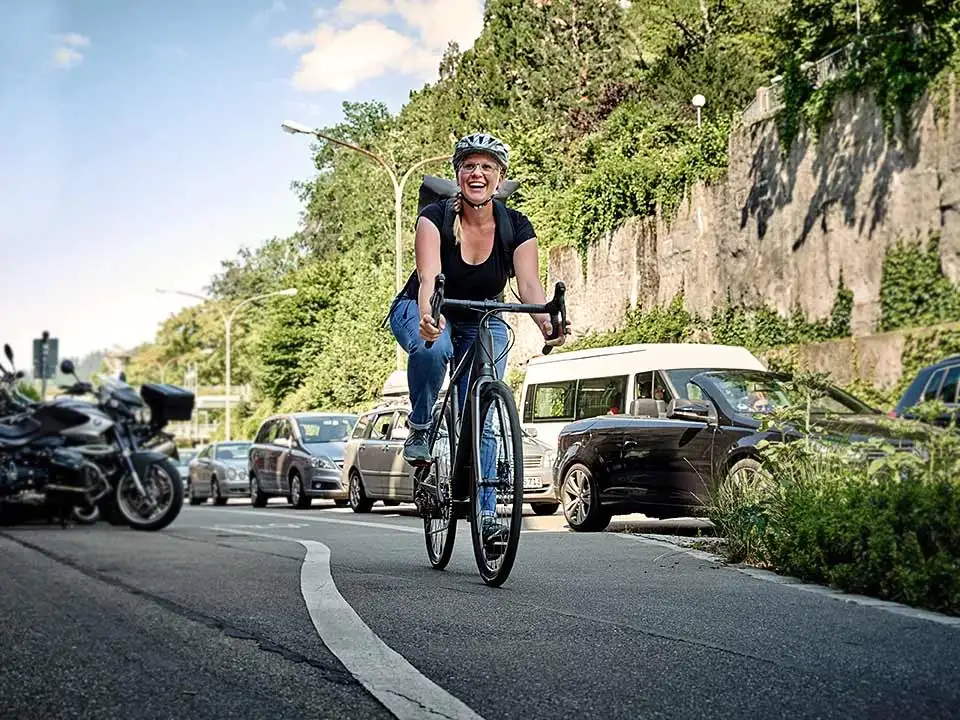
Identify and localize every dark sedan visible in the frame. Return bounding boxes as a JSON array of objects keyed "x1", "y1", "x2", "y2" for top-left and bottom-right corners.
[
  {"x1": 554, "y1": 368, "x2": 916, "y2": 531},
  {"x1": 892, "y1": 355, "x2": 960, "y2": 427}
]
